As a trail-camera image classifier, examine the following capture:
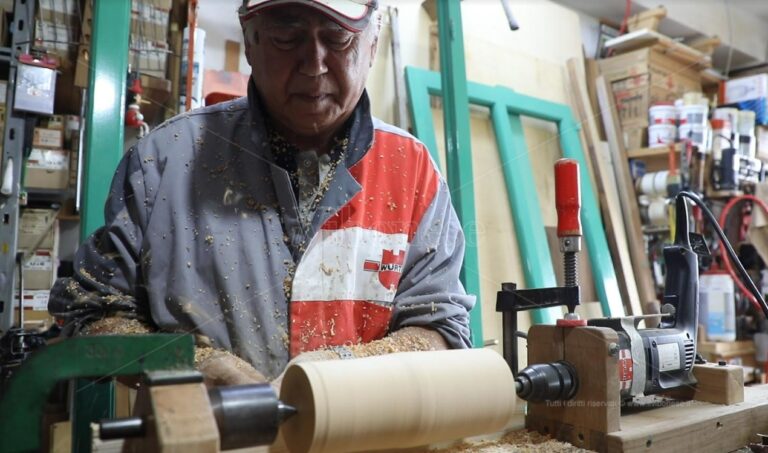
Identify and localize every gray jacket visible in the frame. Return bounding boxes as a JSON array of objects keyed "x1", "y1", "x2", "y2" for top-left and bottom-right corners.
[{"x1": 50, "y1": 85, "x2": 474, "y2": 378}]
